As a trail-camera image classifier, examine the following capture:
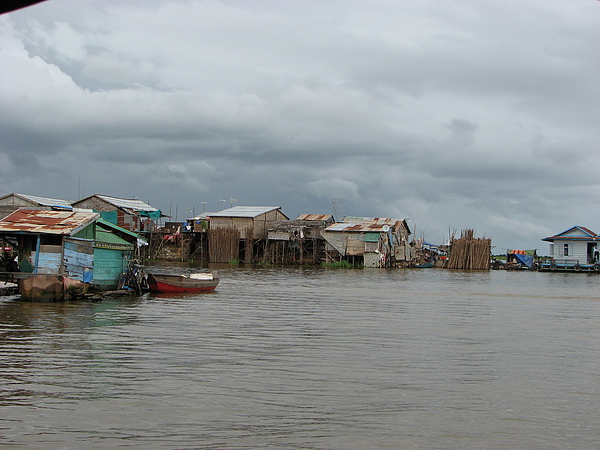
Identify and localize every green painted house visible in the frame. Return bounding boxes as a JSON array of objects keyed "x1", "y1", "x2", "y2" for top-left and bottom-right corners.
[
  {"x1": 93, "y1": 218, "x2": 144, "y2": 289},
  {"x1": 0, "y1": 210, "x2": 145, "y2": 290}
]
